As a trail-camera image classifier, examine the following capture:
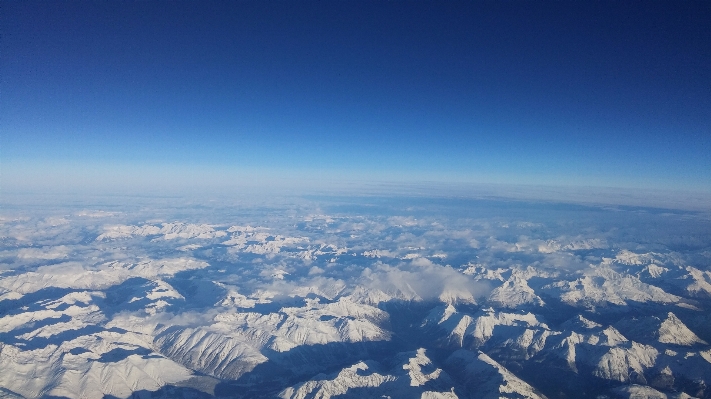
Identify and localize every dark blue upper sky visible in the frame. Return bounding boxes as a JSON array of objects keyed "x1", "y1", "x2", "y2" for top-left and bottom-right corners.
[{"x1": 3, "y1": 1, "x2": 710, "y2": 191}]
